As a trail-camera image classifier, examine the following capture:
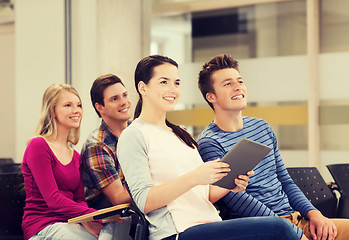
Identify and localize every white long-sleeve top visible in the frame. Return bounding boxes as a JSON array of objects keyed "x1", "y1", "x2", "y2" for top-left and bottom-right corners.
[{"x1": 117, "y1": 118, "x2": 221, "y2": 240}]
